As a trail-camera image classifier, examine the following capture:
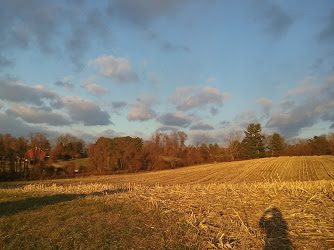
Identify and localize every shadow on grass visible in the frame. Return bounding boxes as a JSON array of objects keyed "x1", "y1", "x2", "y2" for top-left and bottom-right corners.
[
  {"x1": 259, "y1": 207, "x2": 292, "y2": 250},
  {"x1": 0, "y1": 194, "x2": 83, "y2": 217},
  {"x1": 0, "y1": 188, "x2": 129, "y2": 217},
  {"x1": 89, "y1": 188, "x2": 129, "y2": 196}
]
